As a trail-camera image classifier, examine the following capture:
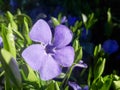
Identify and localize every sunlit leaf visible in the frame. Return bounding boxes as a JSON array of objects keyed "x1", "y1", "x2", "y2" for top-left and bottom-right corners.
[
  {"x1": 73, "y1": 39, "x2": 79, "y2": 52},
  {"x1": 1, "y1": 24, "x2": 16, "y2": 58},
  {"x1": 113, "y1": 80, "x2": 120, "y2": 90},
  {"x1": 20, "y1": 64, "x2": 39, "y2": 83},
  {"x1": 23, "y1": 18, "x2": 32, "y2": 45},
  {"x1": 45, "y1": 81, "x2": 60, "y2": 90},
  {"x1": 51, "y1": 17, "x2": 60, "y2": 26},
  {"x1": 94, "y1": 58, "x2": 106, "y2": 80},
  {"x1": 74, "y1": 47, "x2": 83, "y2": 63},
  {"x1": 0, "y1": 49, "x2": 22, "y2": 88}
]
